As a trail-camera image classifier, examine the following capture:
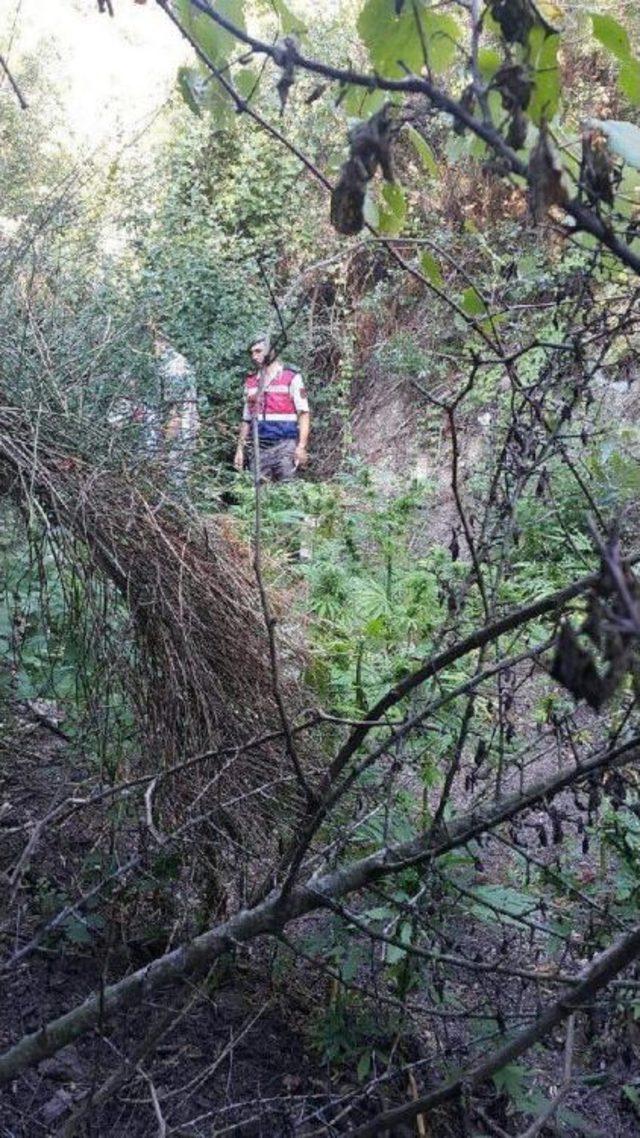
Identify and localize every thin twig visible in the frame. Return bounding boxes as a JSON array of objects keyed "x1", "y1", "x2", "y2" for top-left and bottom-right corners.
[
  {"x1": 144, "y1": 777, "x2": 166, "y2": 845},
  {"x1": 350, "y1": 940, "x2": 635, "y2": 1137},
  {"x1": 0, "y1": 51, "x2": 27, "y2": 109},
  {"x1": 515, "y1": 1015, "x2": 575, "y2": 1138},
  {"x1": 139, "y1": 1066, "x2": 168, "y2": 1138},
  {"x1": 250, "y1": 413, "x2": 316, "y2": 807}
]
